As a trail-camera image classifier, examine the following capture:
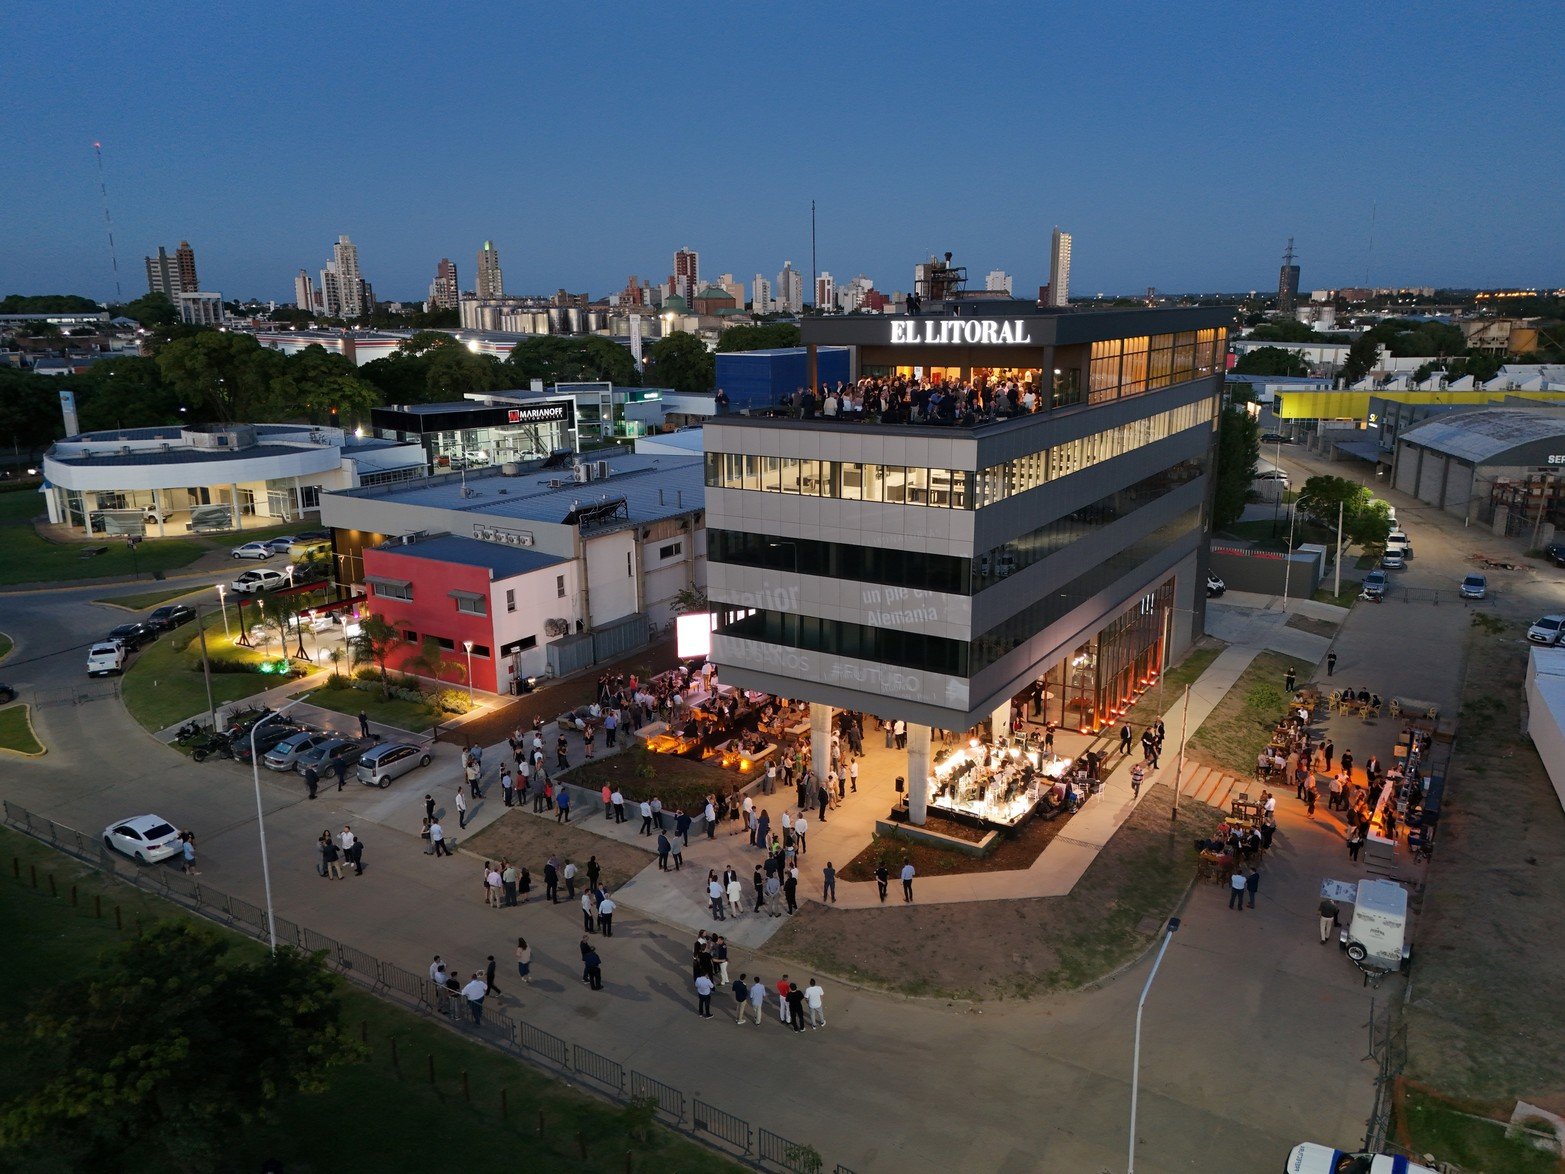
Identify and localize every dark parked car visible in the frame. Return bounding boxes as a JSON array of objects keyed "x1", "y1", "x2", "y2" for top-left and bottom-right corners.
[
  {"x1": 106, "y1": 622, "x2": 159, "y2": 651},
  {"x1": 1260, "y1": 432, "x2": 1293, "y2": 444},
  {"x1": 231, "y1": 722, "x2": 309, "y2": 764},
  {"x1": 147, "y1": 603, "x2": 197, "y2": 631},
  {"x1": 1546, "y1": 543, "x2": 1565, "y2": 568},
  {"x1": 0, "y1": 683, "x2": 16, "y2": 705}
]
